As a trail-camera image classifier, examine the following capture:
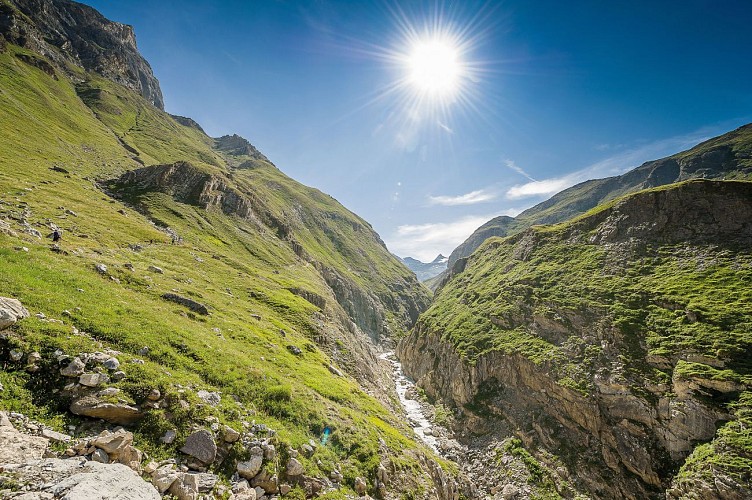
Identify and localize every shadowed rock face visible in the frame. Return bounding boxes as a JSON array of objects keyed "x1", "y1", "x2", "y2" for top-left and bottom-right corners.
[{"x1": 1, "y1": 0, "x2": 164, "y2": 109}]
